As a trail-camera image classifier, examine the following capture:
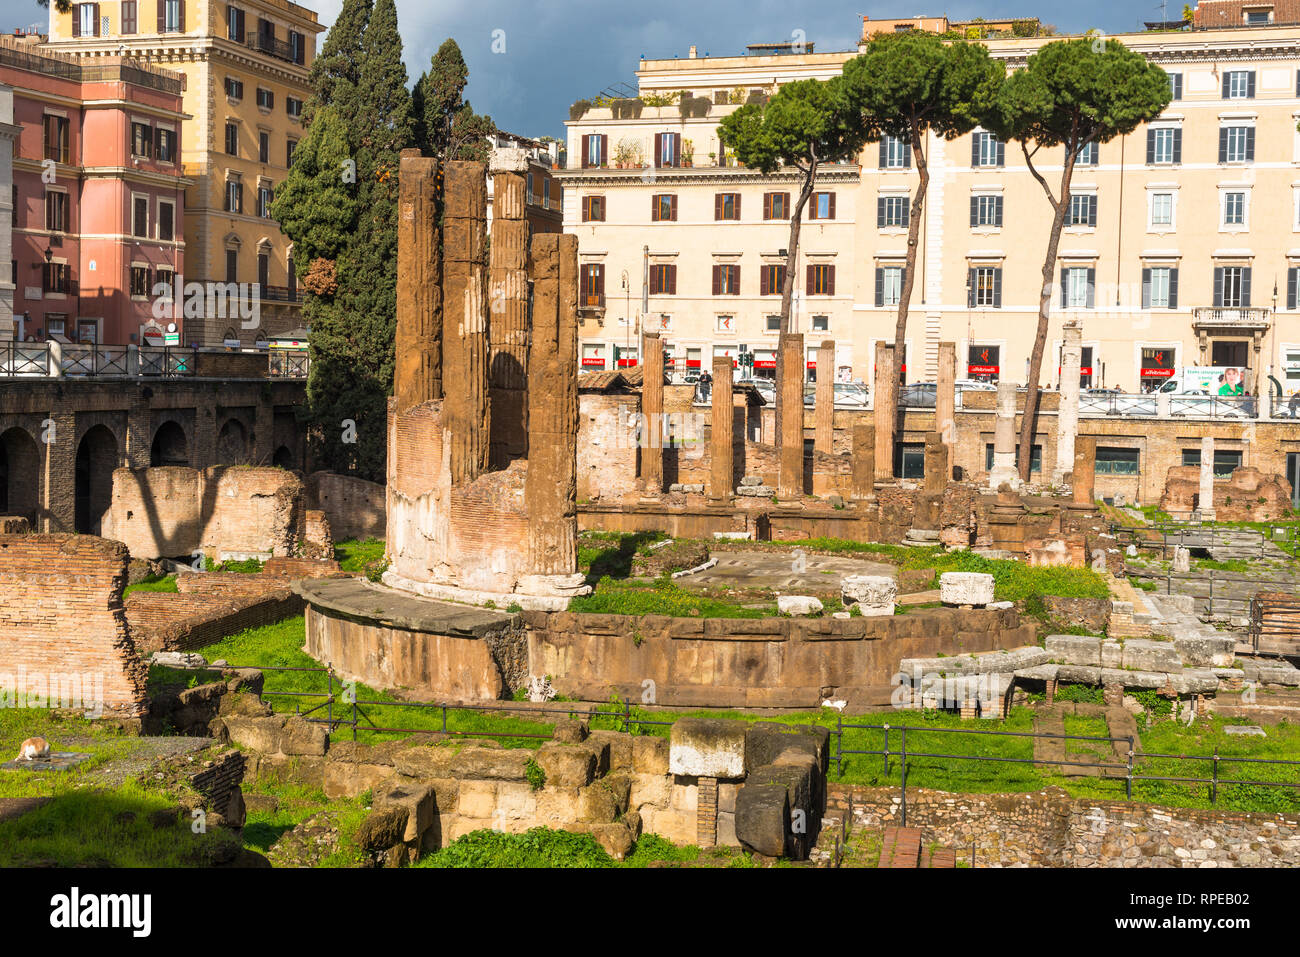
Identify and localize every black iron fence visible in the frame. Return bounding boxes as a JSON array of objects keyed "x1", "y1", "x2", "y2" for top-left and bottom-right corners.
[{"x1": 1108, "y1": 520, "x2": 1300, "y2": 561}]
